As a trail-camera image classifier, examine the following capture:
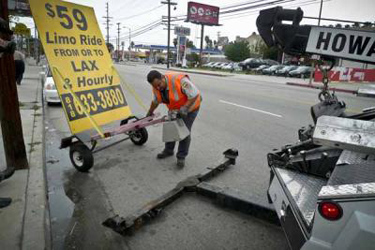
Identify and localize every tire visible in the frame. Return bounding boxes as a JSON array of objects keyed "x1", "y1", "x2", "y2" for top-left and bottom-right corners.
[
  {"x1": 69, "y1": 142, "x2": 94, "y2": 172},
  {"x1": 129, "y1": 128, "x2": 148, "y2": 146}
]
